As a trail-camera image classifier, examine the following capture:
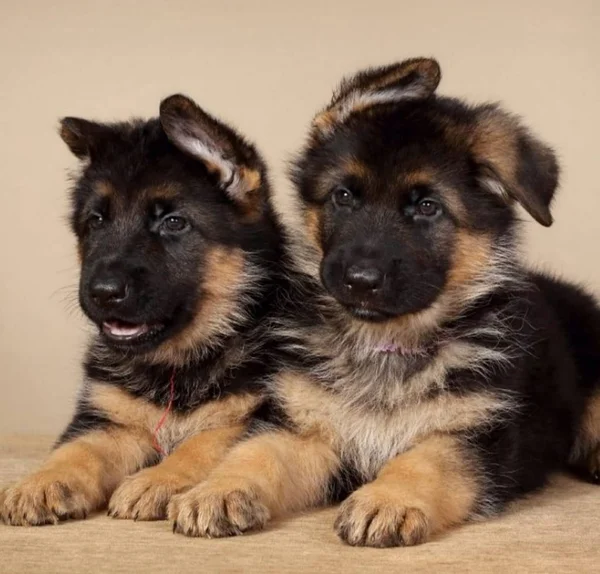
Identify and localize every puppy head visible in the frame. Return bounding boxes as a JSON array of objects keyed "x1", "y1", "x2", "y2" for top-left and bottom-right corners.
[
  {"x1": 61, "y1": 95, "x2": 276, "y2": 358},
  {"x1": 292, "y1": 57, "x2": 558, "y2": 325}
]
